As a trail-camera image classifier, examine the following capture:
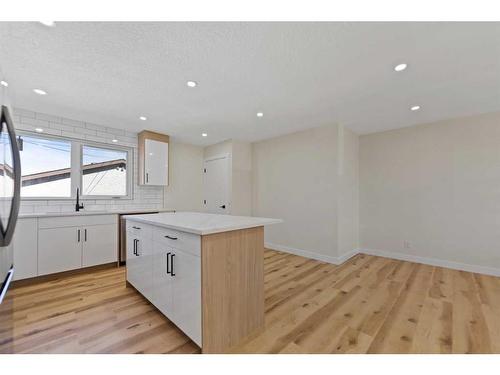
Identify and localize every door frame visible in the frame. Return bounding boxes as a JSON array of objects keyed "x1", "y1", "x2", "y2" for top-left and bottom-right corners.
[{"x1": 203, "y1": 153, "x2": 232, "y2": 214}]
